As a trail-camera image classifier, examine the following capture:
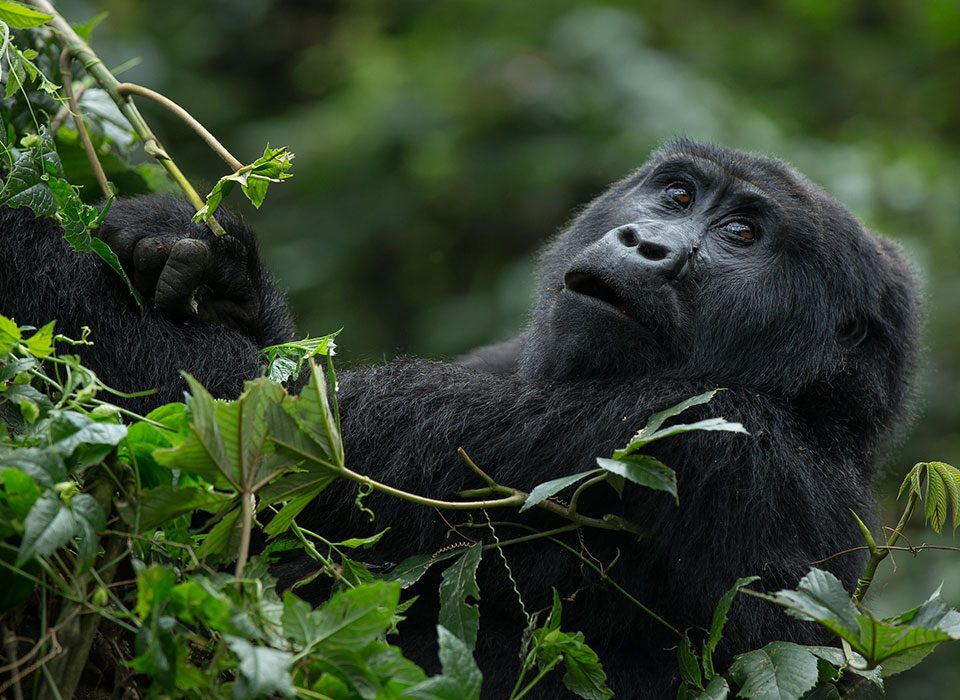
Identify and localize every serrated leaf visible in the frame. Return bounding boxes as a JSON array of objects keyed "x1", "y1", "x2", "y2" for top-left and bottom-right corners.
[
  {"x1": 532, "y1": 626, "x2": 612, "y2": 700},
  {"x1": 729, "y1": 642, "x2": 819, "y2": 700},
  {"x1": 24, "y1": 320, "x2": 54, "y2": 357},
  {"x1": 702, "y1": 575, "x2": 760, "y2": 678},
  {"x1": 0, "y1": 2, "x2": 51, "y2": 28},
  {"x1": 769, "y1": 569, "x2": 861, "y2": 647},
  {"x1": 596, "y1": 455, "x2": 678, "y2": 503},
  {"x1": 925, "y1": 465, "x2": 947, "y2": 534},
  {"x1": 404, "y1": 625, "x2": 483, "y2": 700},
  {"x1": 521, "y1": 469, "x2": 597, "y2": 512},
  {"x1": 283, "y1": 581, "x2": 399, "y2": 651},
  {"x1": 0, "y1": 314, "x2": 21, "y2": 354},
  {"x1": 438, "y1": 544, "x2": 482, "y2": 651},
  {"x1": 678, "y1": 632, "x2": 703, "y2": 689},
  {"x1": 931, "y1": 461, "x2": 960, "y2": 533},
  {"x1": 194, "y1": 145, "x2": 295, "y2": 223}
]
